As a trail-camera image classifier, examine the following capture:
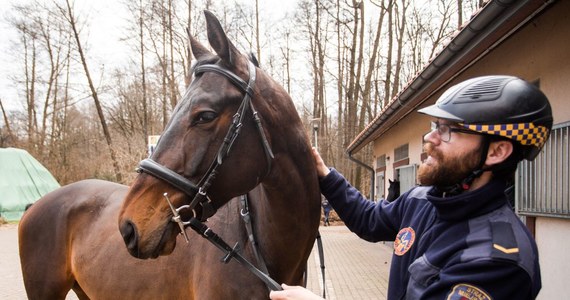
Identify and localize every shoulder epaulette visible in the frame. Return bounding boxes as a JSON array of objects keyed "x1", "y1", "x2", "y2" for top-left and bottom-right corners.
[{"x1": 490, "y1": 221, "x2": 520, "y2": 261}]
